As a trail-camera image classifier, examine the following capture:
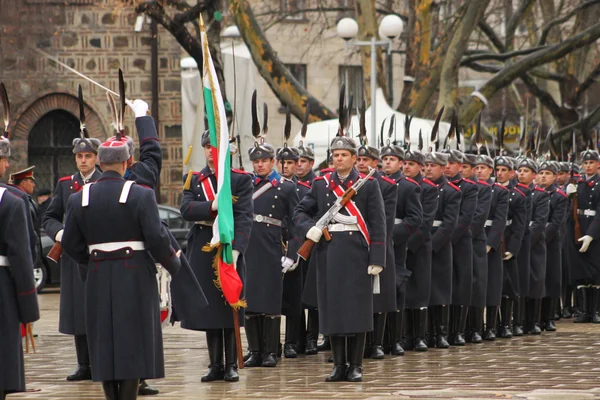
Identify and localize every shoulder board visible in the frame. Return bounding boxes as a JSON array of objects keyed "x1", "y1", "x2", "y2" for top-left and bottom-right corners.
[
  {"x1": 58, "y1": 175, "x2": 72, "y2": 183},
  {"x1": 447, "y1": 182, "x2": 461, "y2": 191},
  {"x1": 358, "y1": 173, "x2": 375, "y2": 180},
  {"x1": 535, "y1": 187, "x2": 545, "y2": 192},
  {"x1": 517, "y1": 183, "x2": 529, "y2": 189},
  {"x1": 232, "y1": 168, "x2": 250, "y2": 175},
  {"x1": 556, "y1": 189, "x2": 567, "y2": 198},
  {"x1": 494, "y1": 183, "x2": 509, "y2": 191},
  {"x1": 297, "y1": 181, "x2": 311, "y2": 189},
  {"x1": 422, "y1": 178, "x2": 436, "y2": 187},
  {"x1": 404, "y1": 177, "x2": 419, "y2": 186},
  {"x1": 463, "y1": 178, "x2": 476, "y2": 185},
  {"x1": 578, "y1": 178, "x2": 584, "y2": 183},
  {"x1": 514, "y1": 188, "x2": 526, "y2": 197},
  {"x1": 477, "y1": 180, "x2": 490, "y2": 186},
  {"x1": 314, "y1": 176, "x2": 326, "y2": 182},
  {"x1": 380, "y1": 176, "x2": 395, "y2": 185}
]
